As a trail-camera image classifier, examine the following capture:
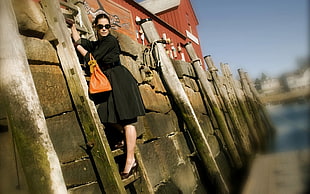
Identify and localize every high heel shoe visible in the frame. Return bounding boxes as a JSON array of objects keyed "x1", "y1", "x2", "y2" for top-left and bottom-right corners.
[{"x1": 120, "y1": 161, "x2": 138, "y2": 180}]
